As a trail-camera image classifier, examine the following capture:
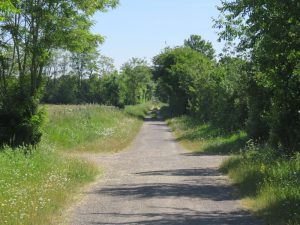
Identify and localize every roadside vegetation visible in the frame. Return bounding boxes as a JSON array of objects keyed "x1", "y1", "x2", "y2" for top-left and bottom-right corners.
[
  {"x1": 221, "y1": 146, "x2": 300, "y2": 225},
  {"x1": 0, "y1": 1, "x2": 299, "y2": 225},
  {"x1": 44, "y1": 104, "x2": 149, "y2": 152},
  {"x1": 167, "y1": 115, "x2": 247, "y2": 155},
  {"x1": 153, "y1": 1, "x2": 299, "y2": 224},
  {"x1": 0, "y1": 103, "x2": 151, "y2": 225},
  {"x1": 166, "y1": 114, "x2": 300, "y2": 225}
]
